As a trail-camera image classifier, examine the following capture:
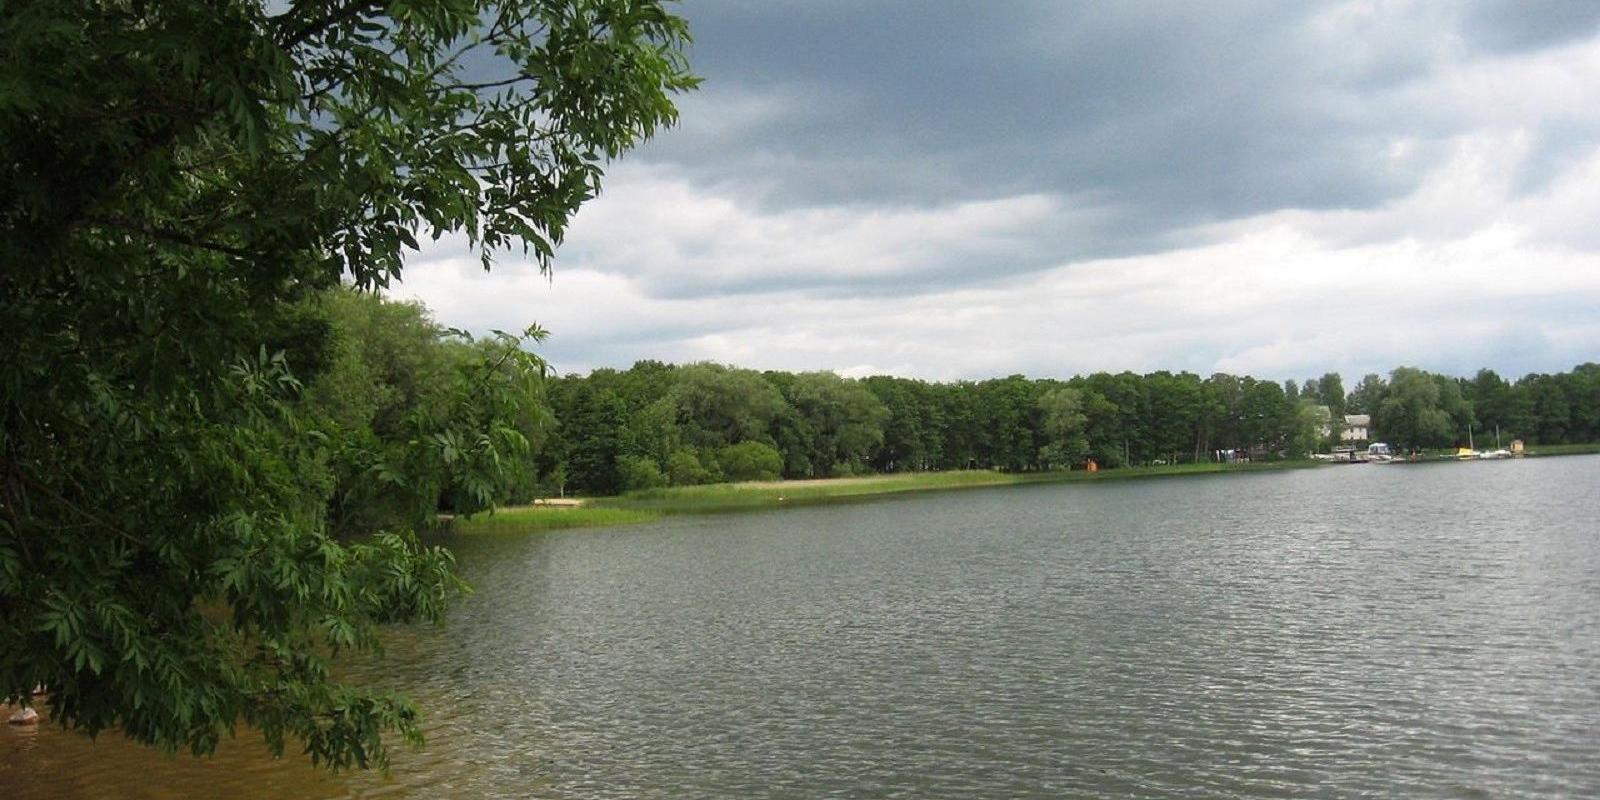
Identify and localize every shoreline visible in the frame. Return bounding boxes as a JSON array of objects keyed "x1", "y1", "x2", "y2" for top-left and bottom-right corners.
[
  {"x1": 450, "y1": 460, "x2": 1324, "y2": 533},
  {"x1": 450, "y1": 447, "x2": 1599, "y2": 534}
]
